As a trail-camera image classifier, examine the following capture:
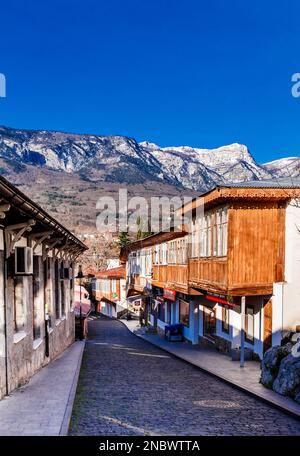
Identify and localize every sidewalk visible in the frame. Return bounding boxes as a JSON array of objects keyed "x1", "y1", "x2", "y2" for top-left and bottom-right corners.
[
  {"x1": 121, "y1": 319, "x2": 300, "y2": 420},
  {"x1": 0, "y1": 340, "x2": 85, "y2": 436}
]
